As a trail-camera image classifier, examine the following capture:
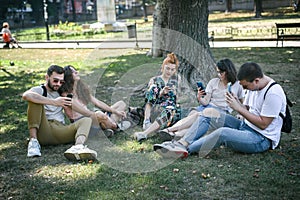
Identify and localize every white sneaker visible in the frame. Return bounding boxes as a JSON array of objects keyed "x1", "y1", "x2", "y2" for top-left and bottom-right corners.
[
  {"x1": 142, "y1": 119, "x2": 151, "y2": 130},
  {"x1": 117, "y1": 120, "x2": 131, "y2": 131},
  {"x1": 133, "y1": 132, "x2": 147, "y2": 143},
  {"x1": 64, "y1": 144, "x2": 97, "y2": 161},
  {"x1": 27, "y1": 138, "x2": 41, "y2": 157},
  {"x1": 153, "y1": 141, "x2": 188, "y2": 159}
]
